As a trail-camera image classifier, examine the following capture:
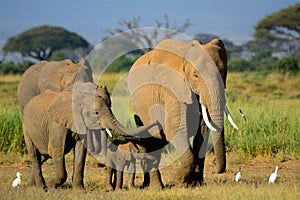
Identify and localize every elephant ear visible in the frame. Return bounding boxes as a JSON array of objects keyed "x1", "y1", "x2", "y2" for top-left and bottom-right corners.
[
  {"x1": 72, "y1": 82, "x2": 101, "y2": 130},
  {"x1": 75, "y1": 58, "x2": 94, "y2": 83},
  {"x1": 203, "y1": 39, "x2": 228, "y2": 88},
  {"x1": 48, "y1": 90, "x2": 87, "y2": 134},
  {"x1": 128, "y1": 39, "x2": 194, "y2": 104}
]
